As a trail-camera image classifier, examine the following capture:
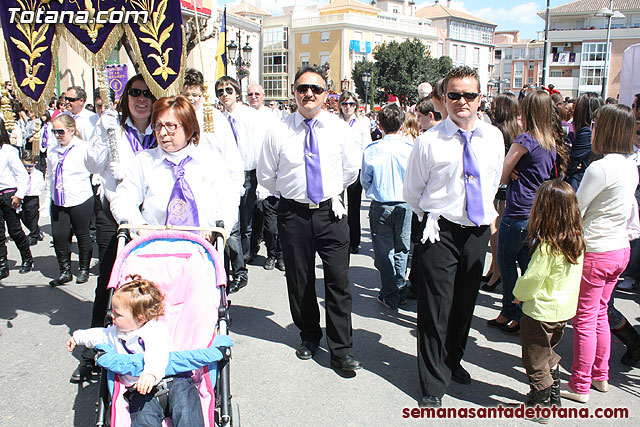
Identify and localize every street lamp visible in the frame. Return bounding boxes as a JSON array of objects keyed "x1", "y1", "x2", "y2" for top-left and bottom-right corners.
[
  {"x1": 595, "y1": 1, "x2": 625, "y2": 99},
  {"x1": 227, "y1": 32, "x2": 252, "y2": 96},
  {"x1": 488, "y1": 78, "x2": 510, "y2": 95},
  {"x1": 362, "y1": 71, "x2": 371, "y2": 113}
]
